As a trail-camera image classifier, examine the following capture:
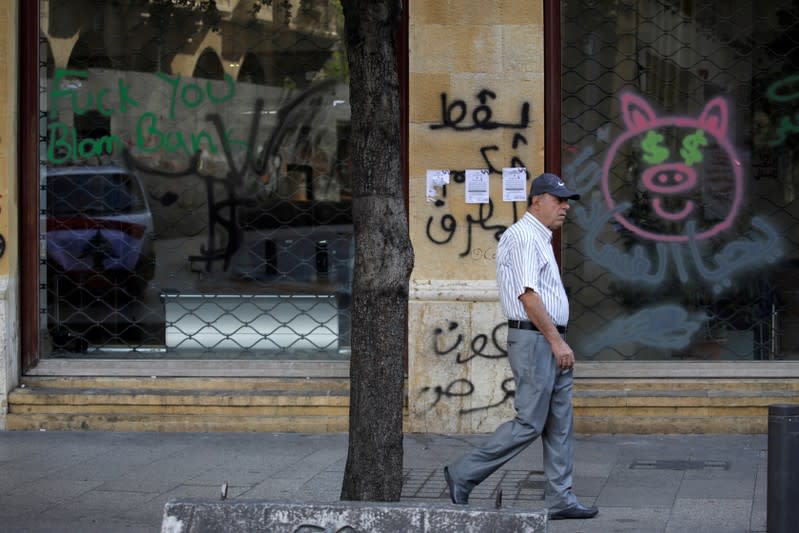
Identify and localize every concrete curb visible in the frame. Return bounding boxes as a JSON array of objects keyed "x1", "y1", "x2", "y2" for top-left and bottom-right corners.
[{"x1": 161, "y1": 499, "x2": 548, "y2": 533}]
